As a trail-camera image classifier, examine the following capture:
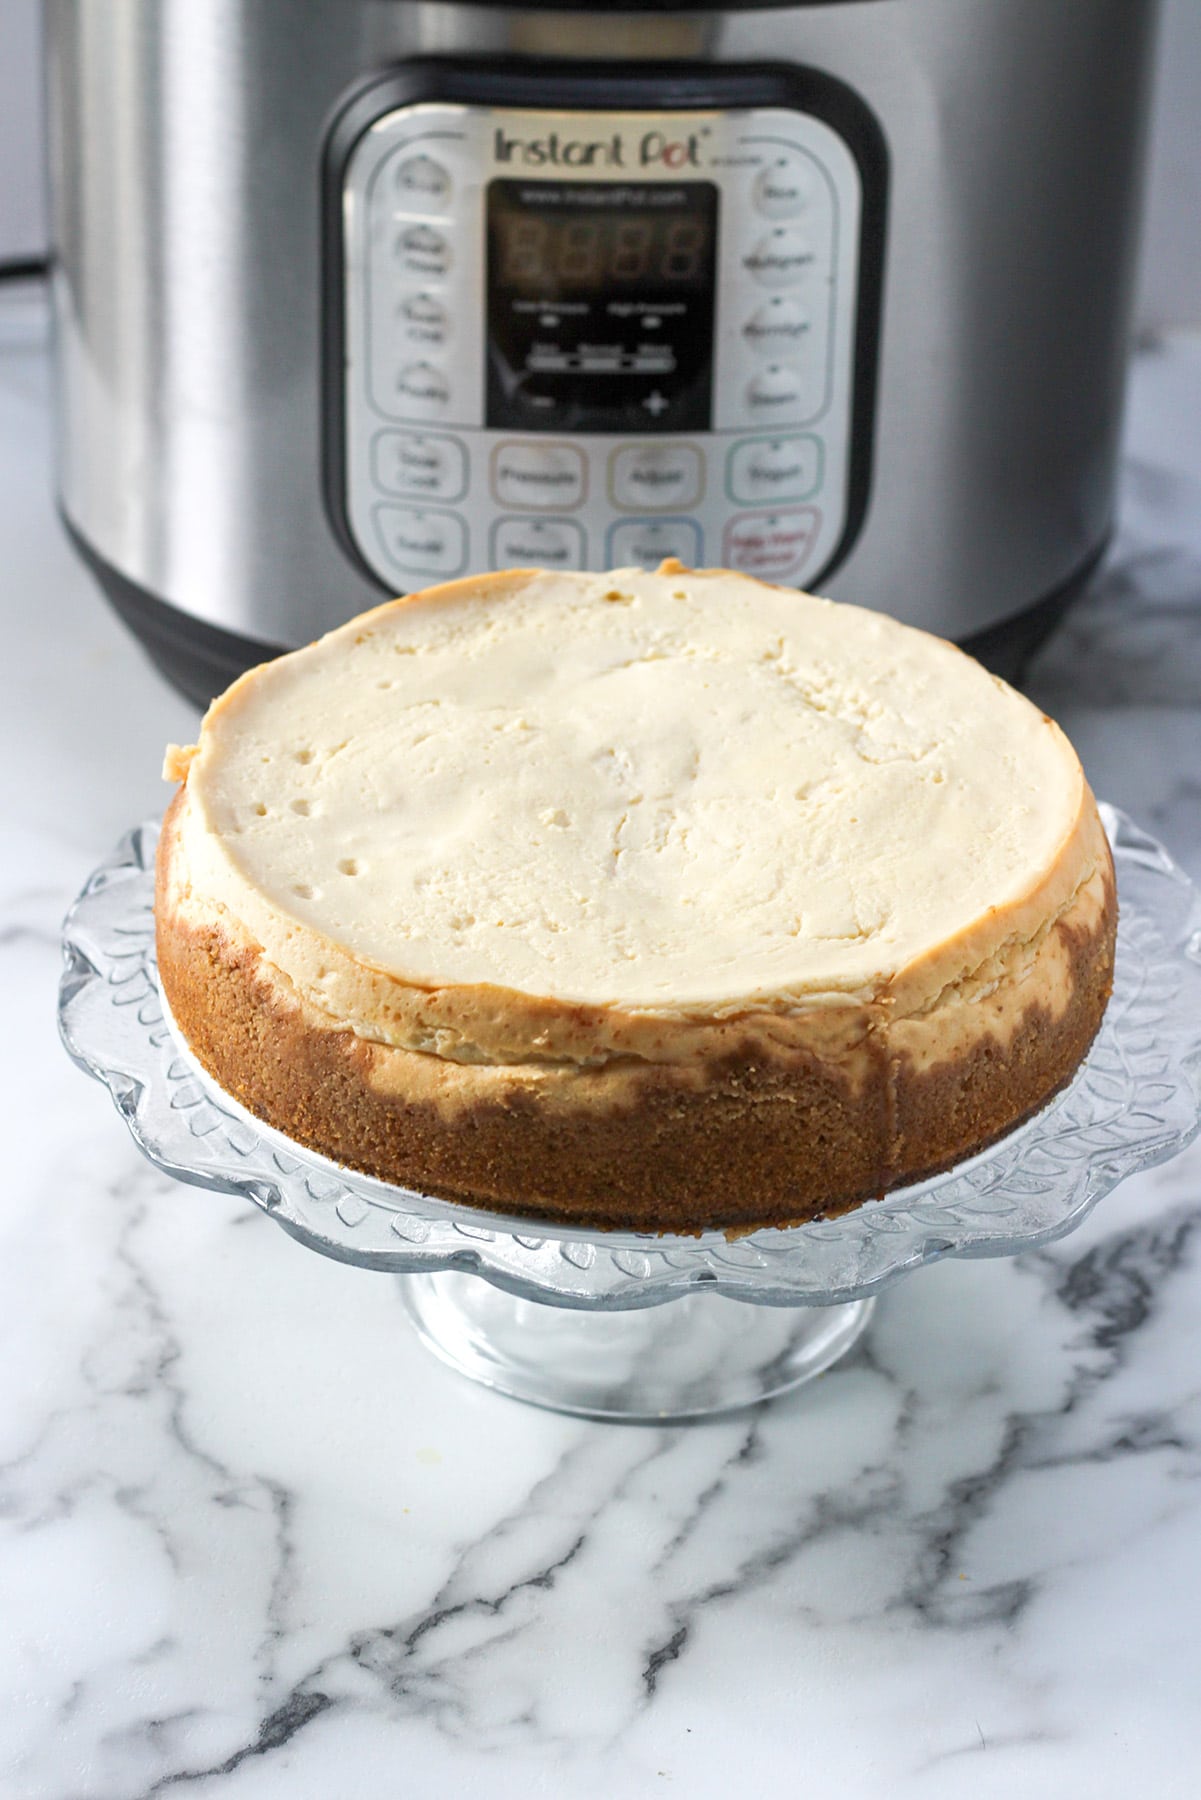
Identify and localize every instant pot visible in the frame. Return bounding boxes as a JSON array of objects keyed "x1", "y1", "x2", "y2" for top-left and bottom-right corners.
[{"x1": 45, "y1": 0, "x2": 1159, "y2": 705}]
